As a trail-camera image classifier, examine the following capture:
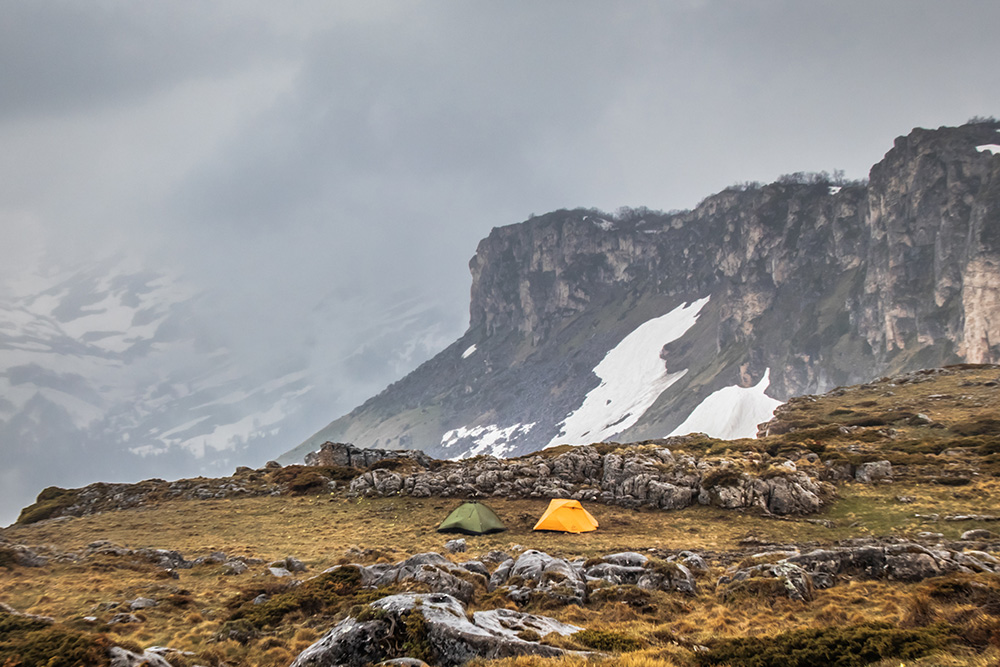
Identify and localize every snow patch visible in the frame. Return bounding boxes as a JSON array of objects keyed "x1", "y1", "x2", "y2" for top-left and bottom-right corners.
[
  {"x1": 546, "y1": 297, "x2": 710, "y2": 448},
  {"x1": 442, "y1": 422, "x2": 536, "y2": 459},
  {"x1": 461, "y1": 344, "x2": 477, "y2": 359},
  {"x1": 669, "y1": 369, "x2": 782, "y2": 440},
  {"x1": 590, "y1": 218, "x2": 616, "y2": 231},
  {"x1": 976, "y1": 144, "x2": 1000, "y2": 155}
]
